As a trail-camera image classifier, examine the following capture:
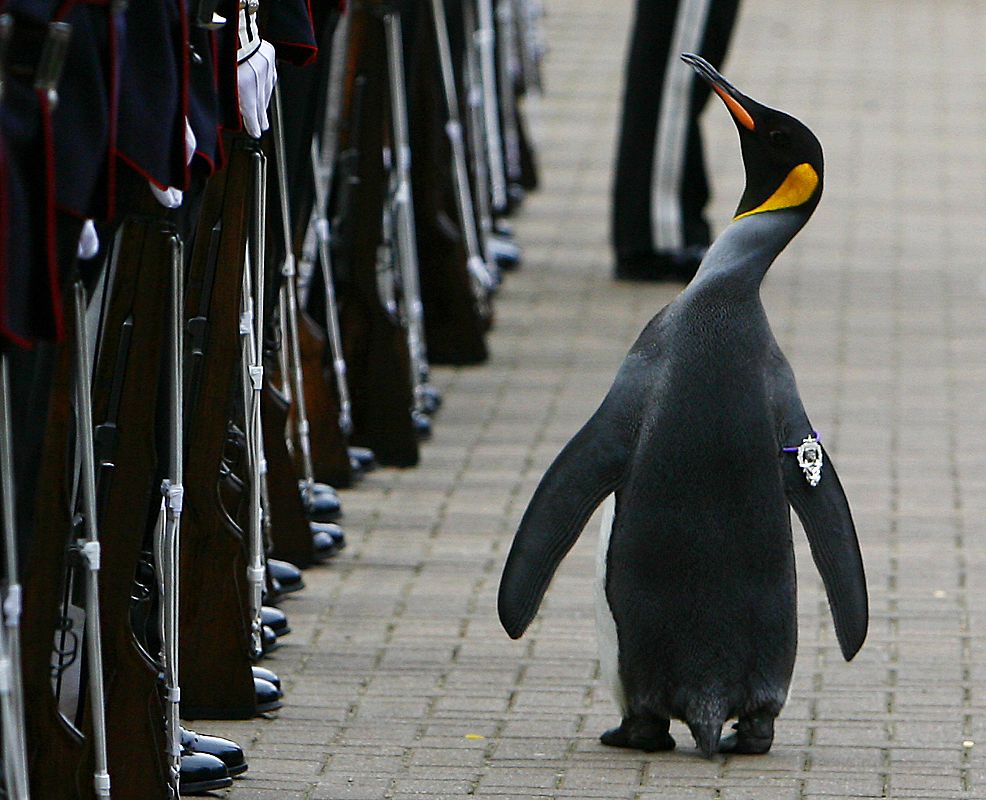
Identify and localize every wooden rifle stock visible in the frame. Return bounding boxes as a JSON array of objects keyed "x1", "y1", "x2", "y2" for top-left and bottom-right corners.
[
  {"x1": 20, "y1": 323, "x2": 84, "y2": 799},
  {"x1": 293, "y1": 312, "x2": 353, "y2": 487},
  {"x1": 179, "y1": 137, "x2": 258, "y2": 720},
  {"x1": 335, "y1": 3, "x2": 419, "y2": 467},
  {"x1": 261, "y1": 378, "x2": 320, "y2": 567},
  {"x1": 409, "y1": 0, "x2": 490, "y2": 364},
  {"x1": 260, "y1": 109, "x2": 355, "y2": 490},
  {"x1": 79, "y1": 216, "x2": 172, "y2": 799}
]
